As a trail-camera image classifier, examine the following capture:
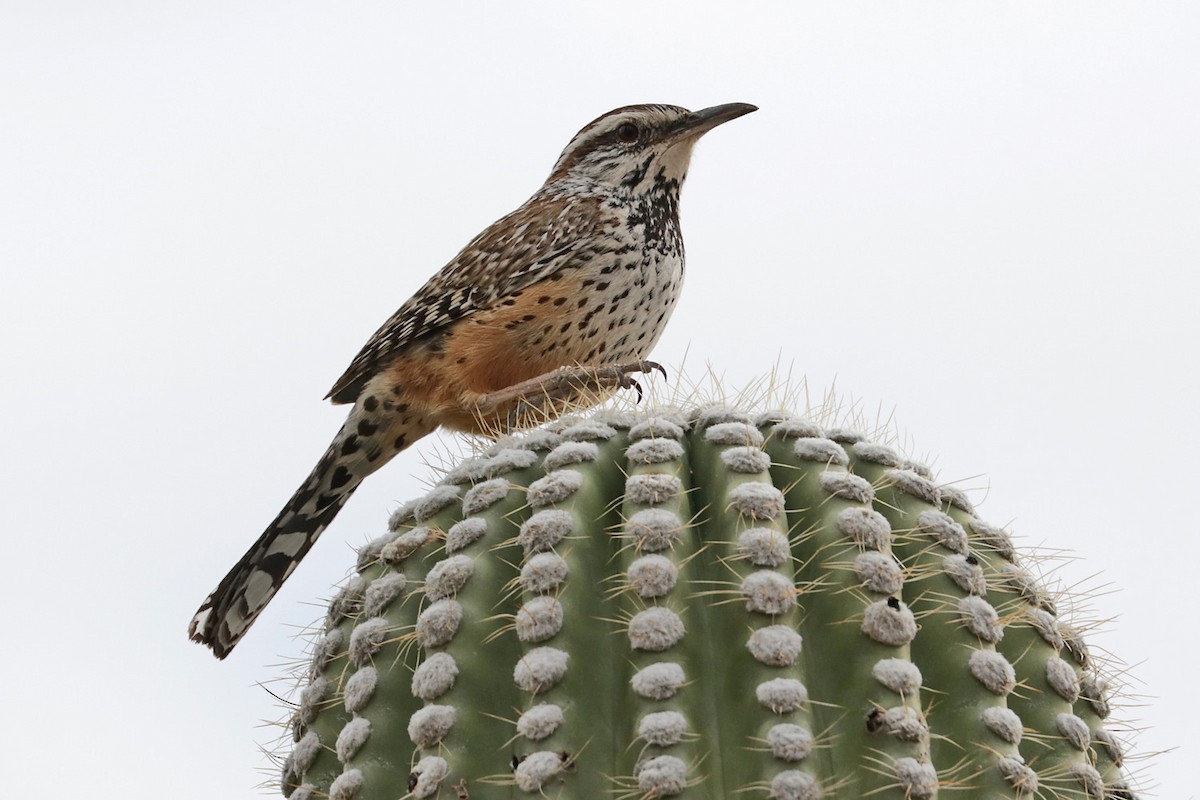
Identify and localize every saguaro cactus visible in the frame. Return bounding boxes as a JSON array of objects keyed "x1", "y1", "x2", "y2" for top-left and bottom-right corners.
[{"x1": 279, "y1": 403, "x2": 1138, "y2": 799}]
